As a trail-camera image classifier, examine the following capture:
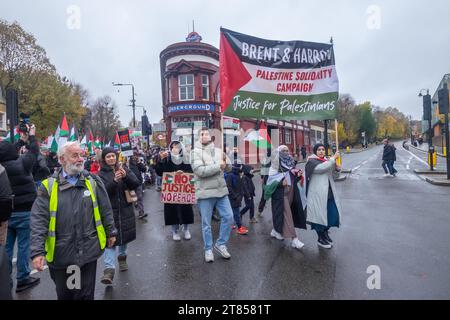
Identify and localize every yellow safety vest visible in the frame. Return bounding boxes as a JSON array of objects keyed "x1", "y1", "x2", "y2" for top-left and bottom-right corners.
[{"x1": 41, "y1": 176, "x2": 107, "y2": 263}]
